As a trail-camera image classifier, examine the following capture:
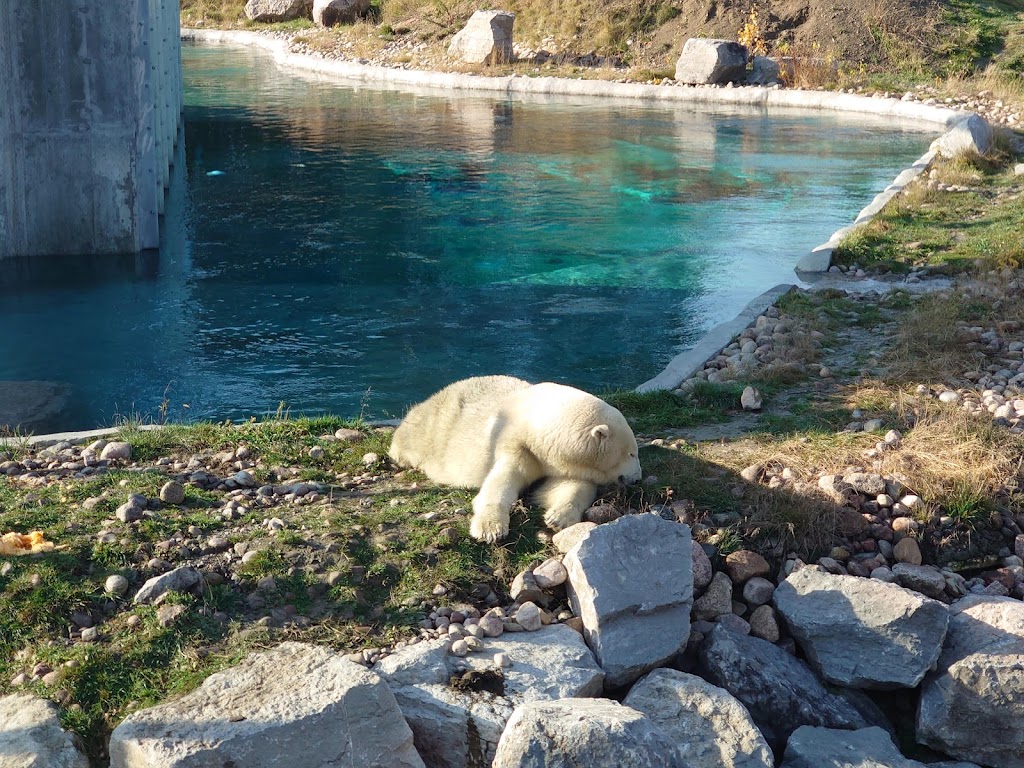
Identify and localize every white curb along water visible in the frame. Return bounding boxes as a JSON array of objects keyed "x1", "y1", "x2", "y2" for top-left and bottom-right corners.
[
  {"x1": 636, "y1": 284, "x2": 796, "y2": 393},
  {"x1": 183, "y1": 29, "x2": 965, "y2": 122},
  {"x1": 794, "y1": 147, "x2": 939, "y2": 273}
]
